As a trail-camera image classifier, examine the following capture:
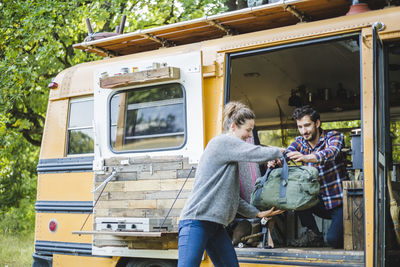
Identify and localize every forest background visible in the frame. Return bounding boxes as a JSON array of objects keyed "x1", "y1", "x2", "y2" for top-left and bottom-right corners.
[{"x1": 0, "y1": 0, "x2": 247, "y2": 265}]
